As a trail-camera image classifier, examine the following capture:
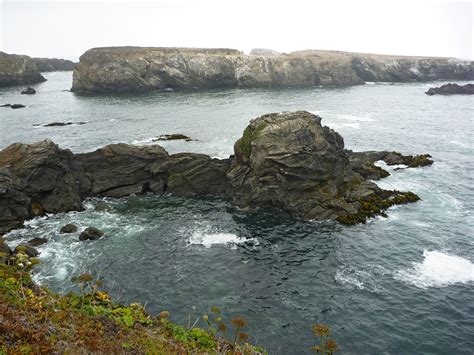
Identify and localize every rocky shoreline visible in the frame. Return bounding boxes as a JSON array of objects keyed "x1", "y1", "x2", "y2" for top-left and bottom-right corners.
[
  {"x1": 71, "y1": 46, "x2": 474, "y2": 92},
  {"x1": 0, "y1": 111, "x2": 432, "y2": 234}
]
